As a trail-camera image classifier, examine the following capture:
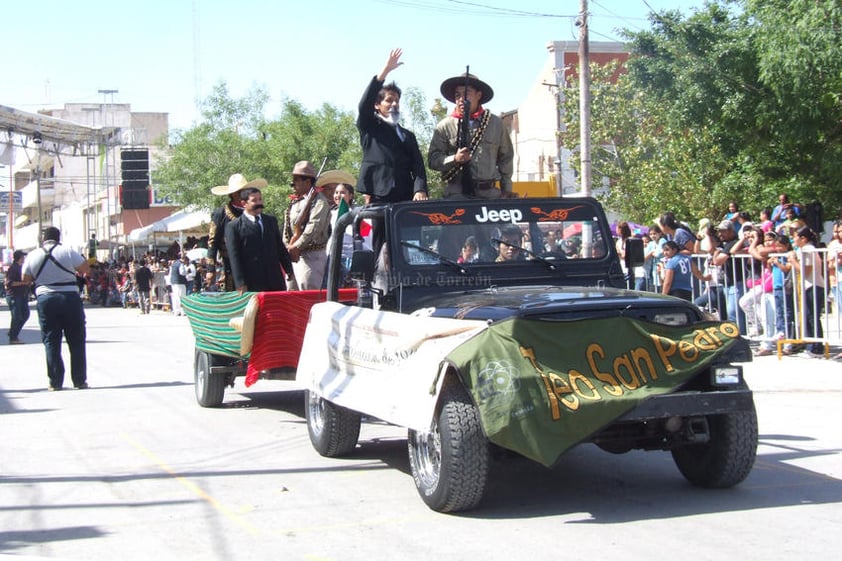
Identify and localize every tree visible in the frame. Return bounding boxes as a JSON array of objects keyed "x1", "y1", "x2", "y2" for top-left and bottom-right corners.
[
  {"x1": 559, "y1": 62, "x2": 732, "y2": 224},
  {"x1": 747, "y1": 0, "x2": 842, "y2": 212},
  {"x1": 560, "y1": 0, "x2": 842, "y2": 225},
  {"x1": 153, "y1": 82, "x2": 360, "y2": 216},
  {"x1": 401, "y1": 86, "x2": 444, "y2": 197},
  {"x1": 152, "y1": 83, "x2": 270, "y2": 211}
]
